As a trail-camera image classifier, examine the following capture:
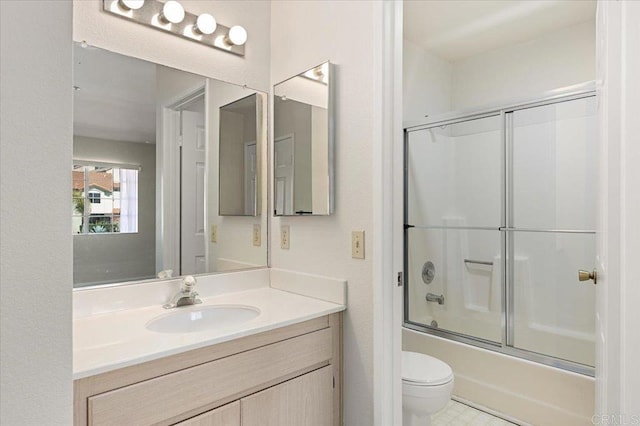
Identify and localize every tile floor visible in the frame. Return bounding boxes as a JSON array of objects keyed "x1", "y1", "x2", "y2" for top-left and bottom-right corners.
[{"x1": 431, "y1": 400, "x2": 517, "y2": 426}]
